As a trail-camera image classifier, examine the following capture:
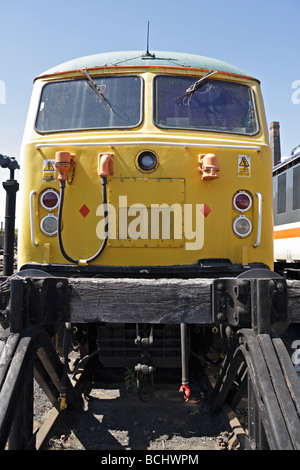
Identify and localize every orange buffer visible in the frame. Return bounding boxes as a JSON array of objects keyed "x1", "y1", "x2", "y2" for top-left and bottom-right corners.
[
  {"x1": 98, "y1": 153, "x2": 114, "y2": 177},
  {"x1": 55, "y1": 151, "x2": 75, "y2": 181},
  {"x1": 198, "y1": 153, "x2": 219, "y2": 180}
]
